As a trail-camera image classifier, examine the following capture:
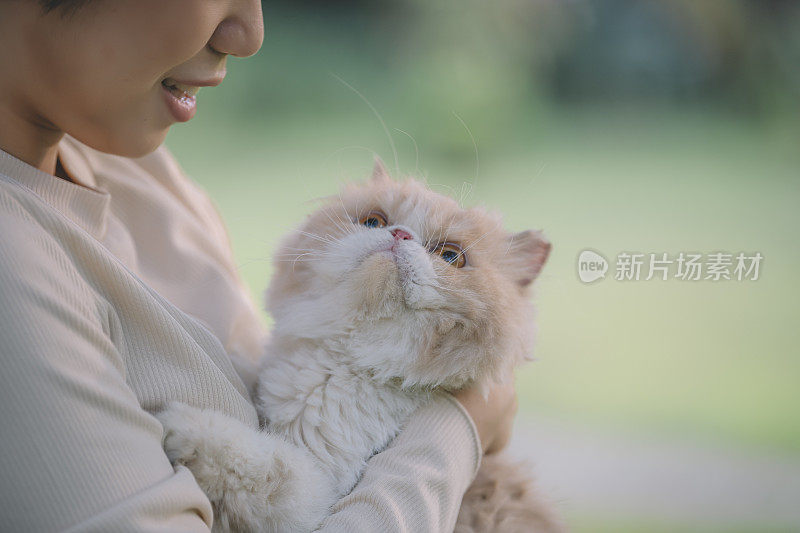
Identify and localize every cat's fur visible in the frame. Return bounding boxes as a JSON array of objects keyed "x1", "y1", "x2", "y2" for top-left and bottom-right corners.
[
  {"x1": 157, "y1": 160, "x2": 559, "y2": 532},
  {"x1": 456, "y1": 455, "x2": 564, "y2": 532}
]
